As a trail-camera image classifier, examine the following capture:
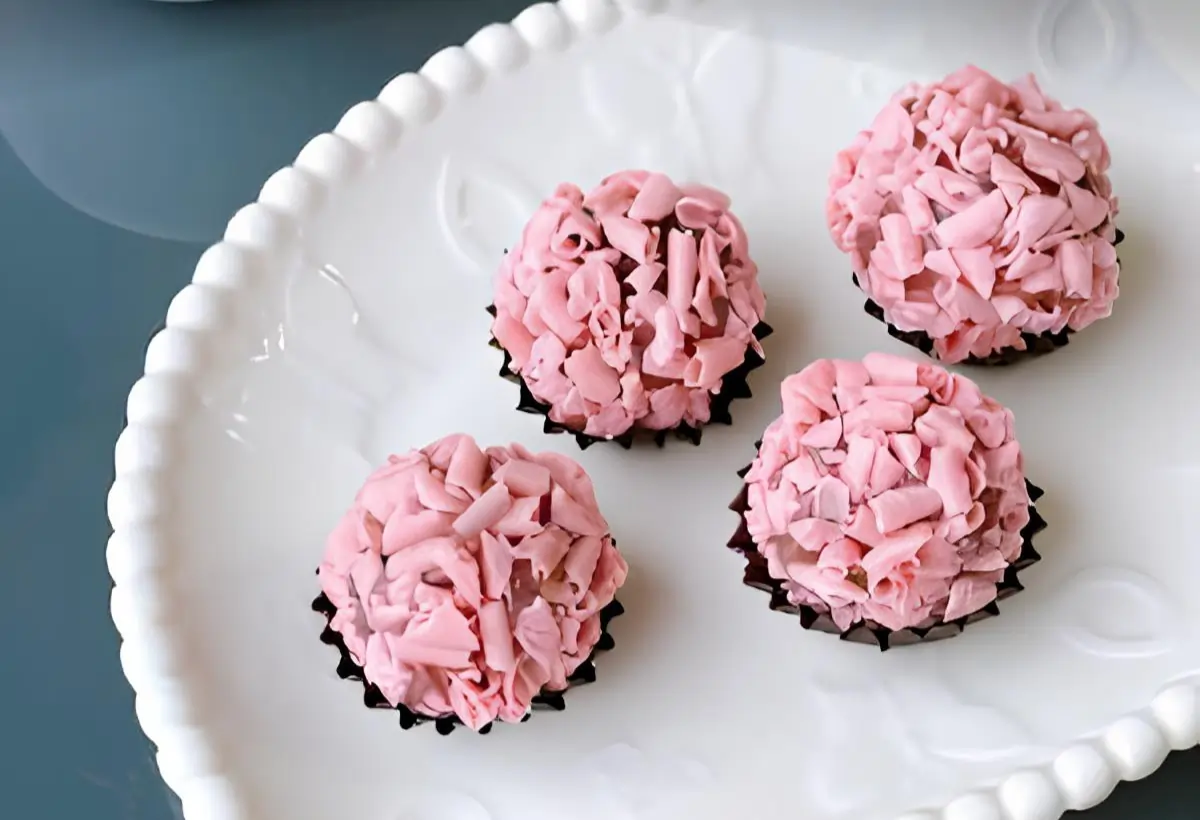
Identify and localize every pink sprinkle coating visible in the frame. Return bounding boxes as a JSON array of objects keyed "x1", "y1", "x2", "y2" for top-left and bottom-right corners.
[
  {"x1": 743, "y1": 353, "x2": 1031, "y2": 633},
  {"x1": 827, "y1": 65, "x2": 1119, "y2": 364},
  {"x1": 491, "y1": 170, "x2": 766, "y2": 439},
  {"x1": 318, "y1": 434, "x2": 628, "y2": 730}
]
